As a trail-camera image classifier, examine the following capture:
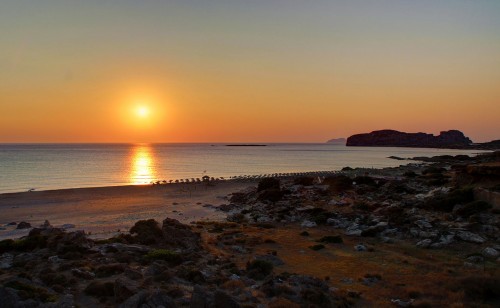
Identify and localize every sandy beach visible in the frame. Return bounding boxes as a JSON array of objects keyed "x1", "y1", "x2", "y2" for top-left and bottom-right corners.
[{"x1": 0, "y1": 181, "x2": 255, "y2": 240}]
